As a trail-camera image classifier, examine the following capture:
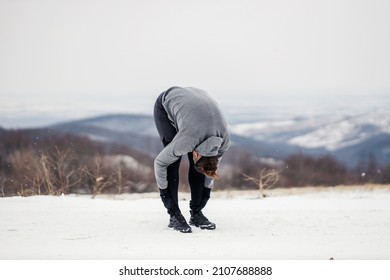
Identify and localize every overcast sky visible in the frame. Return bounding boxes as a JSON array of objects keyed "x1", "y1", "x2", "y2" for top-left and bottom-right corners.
[{"x1": 1, "y1": 0, "x2": 389, "y2": 127}]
